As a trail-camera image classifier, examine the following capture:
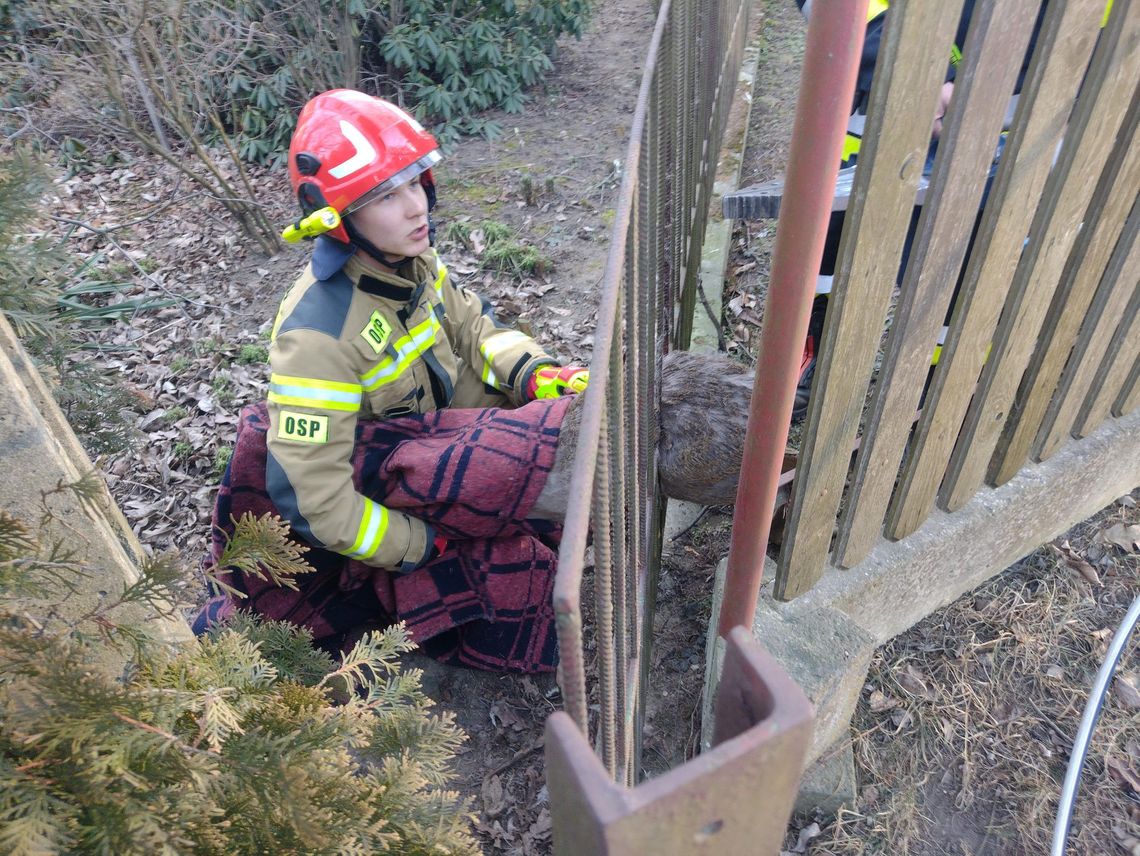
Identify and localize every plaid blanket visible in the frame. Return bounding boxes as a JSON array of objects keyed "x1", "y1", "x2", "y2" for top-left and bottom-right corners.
[{"x1": 200, "y1": 397, "x2": 573, "y2": 673}]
